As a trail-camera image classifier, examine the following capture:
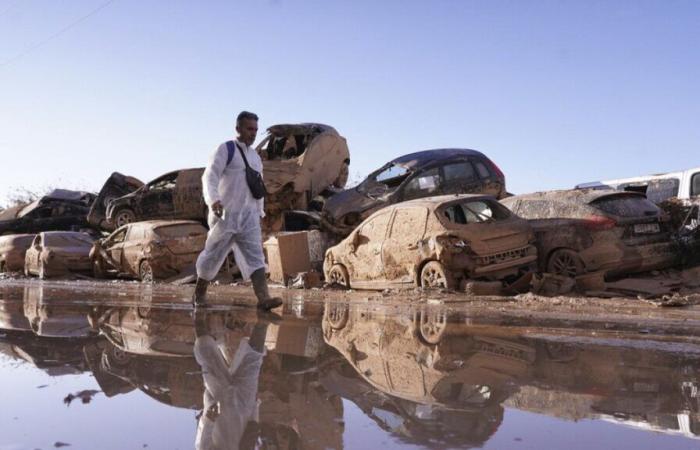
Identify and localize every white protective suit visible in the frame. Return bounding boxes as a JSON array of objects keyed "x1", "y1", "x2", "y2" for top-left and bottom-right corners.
[
  {"x1": 194, "y1": 336, "x2": 264, "y2": 450},
  {"x1": 196, "y1": 139, "x2": 266, "y2": 281}
]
